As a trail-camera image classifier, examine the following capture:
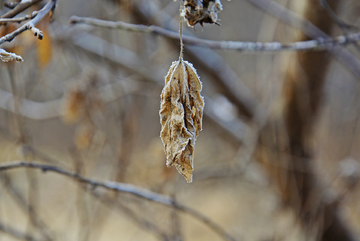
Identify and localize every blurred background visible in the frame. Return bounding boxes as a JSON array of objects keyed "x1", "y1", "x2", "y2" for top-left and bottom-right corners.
[{"x1": 1, "y1": 0, "x2": 360, "y2": 240}]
